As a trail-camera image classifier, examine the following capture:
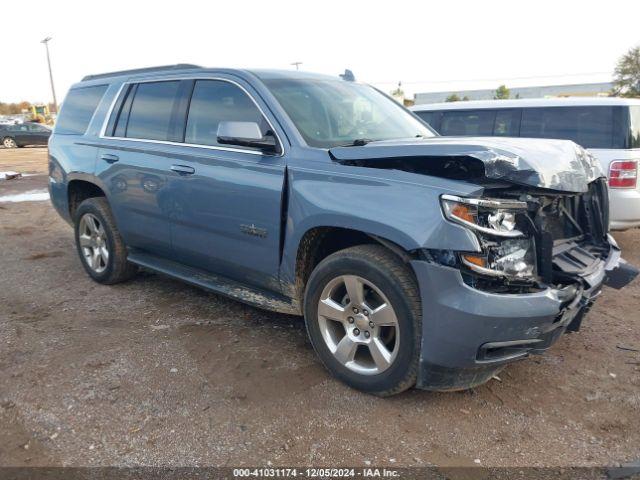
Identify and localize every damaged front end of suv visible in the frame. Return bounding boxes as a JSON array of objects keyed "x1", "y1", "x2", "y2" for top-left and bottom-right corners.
[{"x1": 330, "y1": 137, "x2": 638, "y2": 390}]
